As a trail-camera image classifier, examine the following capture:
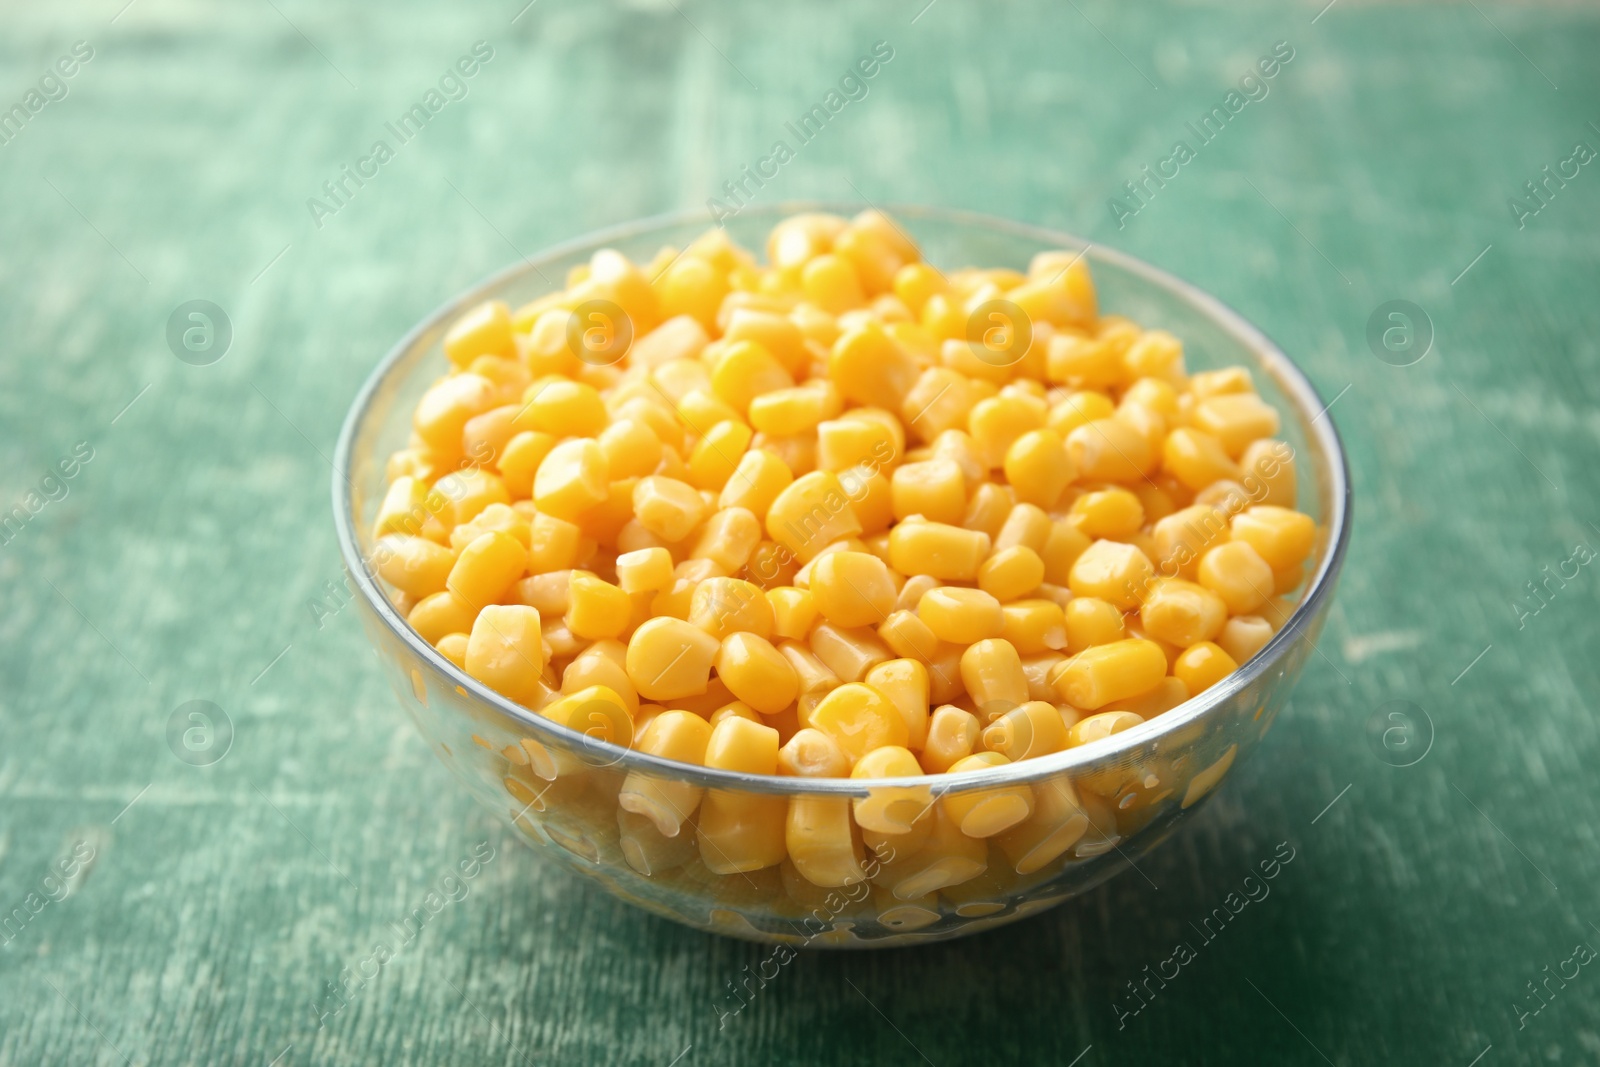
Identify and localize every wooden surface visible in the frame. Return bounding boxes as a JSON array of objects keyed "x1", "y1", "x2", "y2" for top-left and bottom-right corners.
[{"x1": 2, "y1": 1, "x2": 1598, "y2": 1064}]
